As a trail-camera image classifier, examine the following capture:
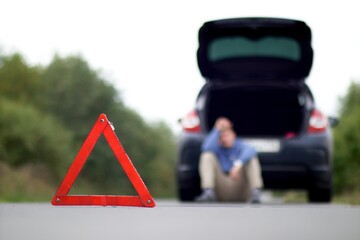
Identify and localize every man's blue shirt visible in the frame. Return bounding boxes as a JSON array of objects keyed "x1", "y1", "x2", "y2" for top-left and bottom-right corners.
[{"x1": 201, "y1": 128, "x2": 256, "y2": 172}]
